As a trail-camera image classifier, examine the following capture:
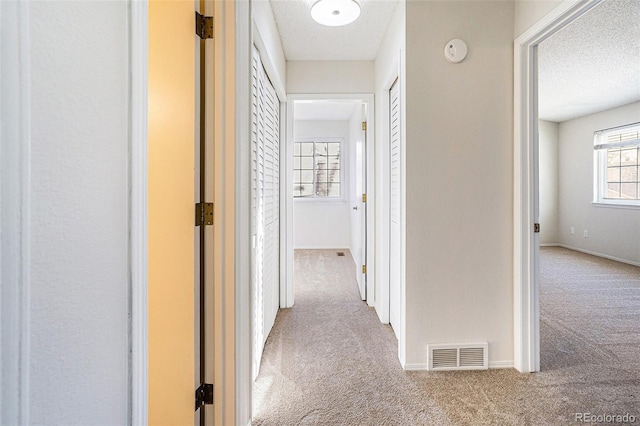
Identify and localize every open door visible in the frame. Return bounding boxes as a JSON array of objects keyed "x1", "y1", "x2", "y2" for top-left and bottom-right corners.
[{"x1": 354, "y1": 104, "x2": 368, "y2": 300}]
